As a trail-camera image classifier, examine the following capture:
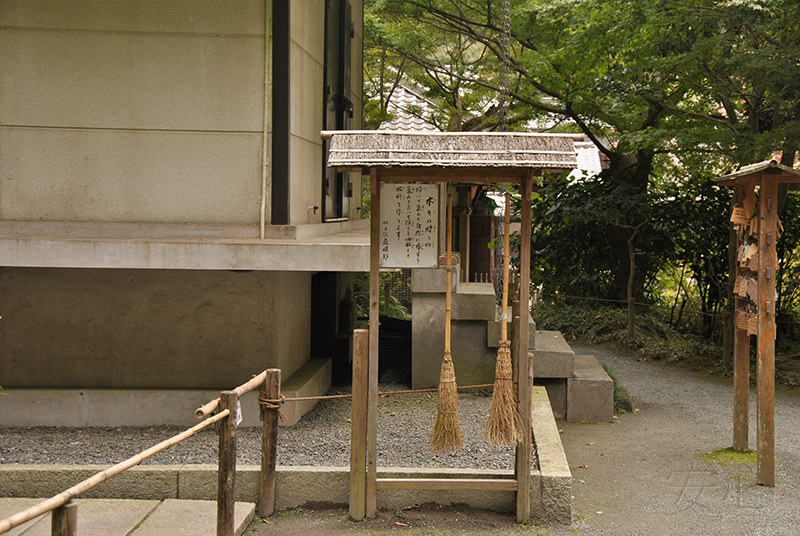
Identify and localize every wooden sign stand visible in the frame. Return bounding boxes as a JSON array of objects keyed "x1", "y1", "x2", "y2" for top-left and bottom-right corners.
[
  {"x1": 717, "y1": 160, "x2": 800, "y2": 486},
  {"x1": 325, "y1": 130, "x2": 578, "y2": 523}
]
